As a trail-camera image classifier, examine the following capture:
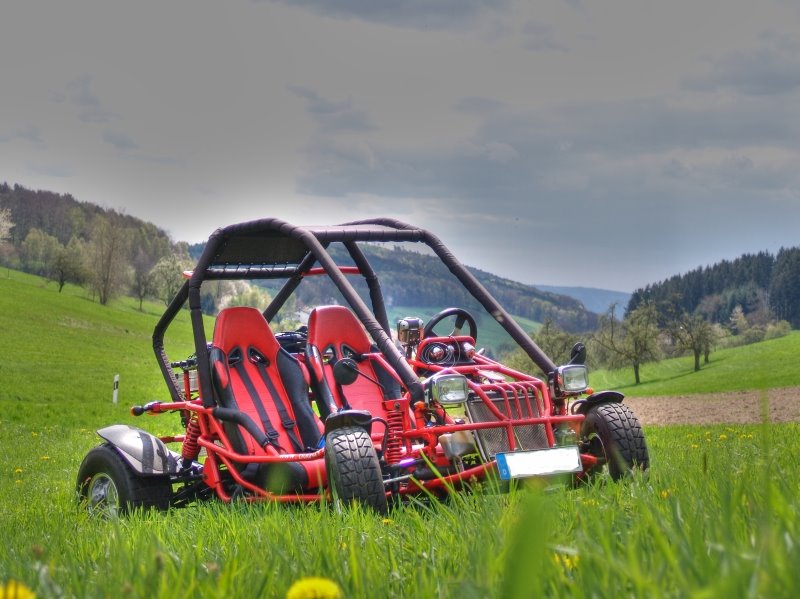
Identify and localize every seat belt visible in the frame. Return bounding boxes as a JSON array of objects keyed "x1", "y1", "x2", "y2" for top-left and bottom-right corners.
[
  {"x1": 230, "y1": 352, "x2": 282, "y2": 450},
  {"x1": 250, "y1": 351, "x2": 306, "y2": 454}
]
